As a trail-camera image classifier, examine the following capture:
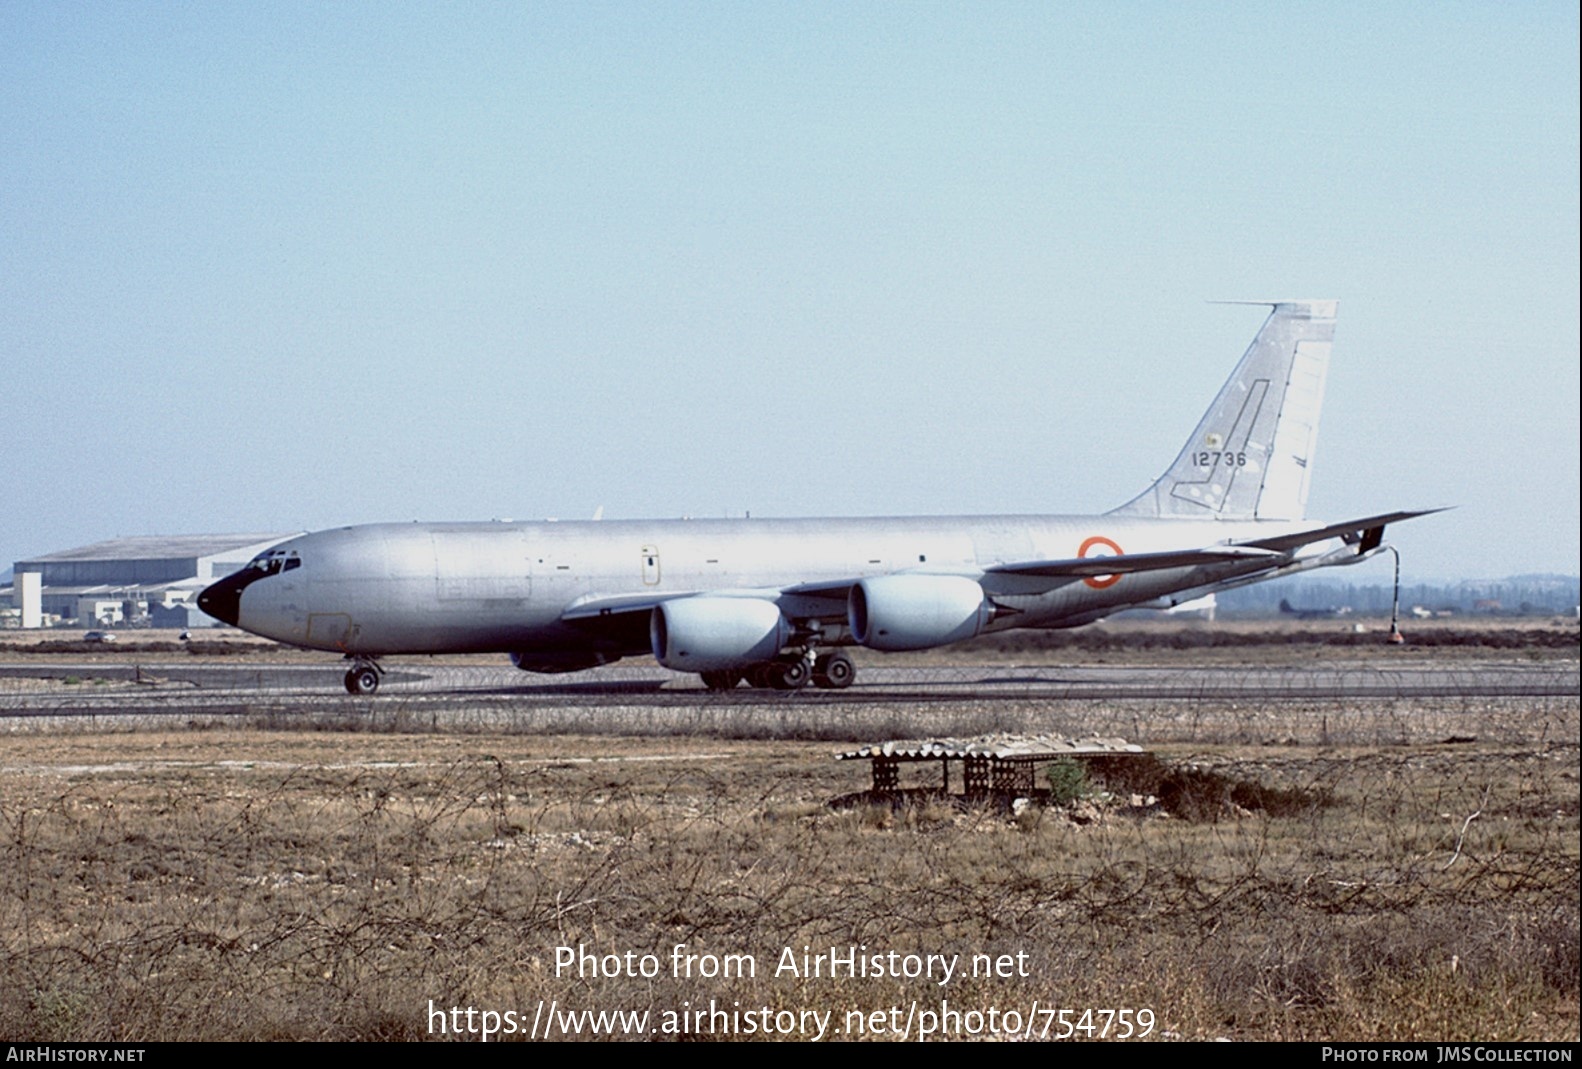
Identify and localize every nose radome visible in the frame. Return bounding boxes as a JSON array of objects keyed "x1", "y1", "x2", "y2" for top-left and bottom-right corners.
[{"x1": 197, "y1": 573, "x2": 245, "y2": 626}]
